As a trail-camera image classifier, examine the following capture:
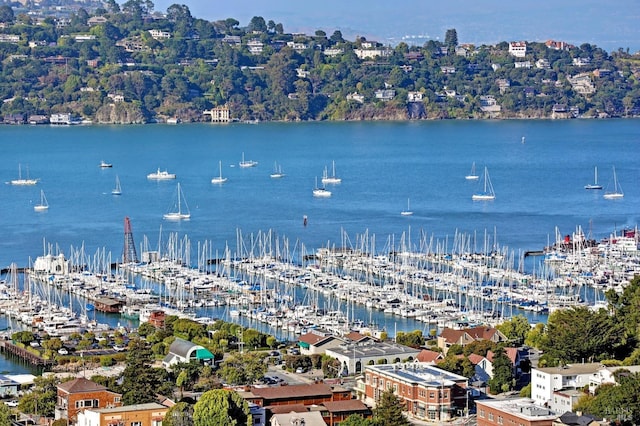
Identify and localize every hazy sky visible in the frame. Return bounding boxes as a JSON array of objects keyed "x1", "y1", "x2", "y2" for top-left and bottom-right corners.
[{"x1": 151, "y1": 0, "x2": 640, "y2": 52}]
